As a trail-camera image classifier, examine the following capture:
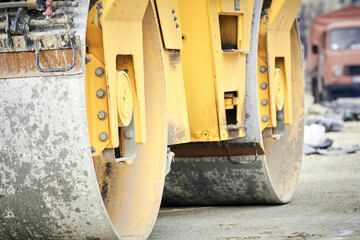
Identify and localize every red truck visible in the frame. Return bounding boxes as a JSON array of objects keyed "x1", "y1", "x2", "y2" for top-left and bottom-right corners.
[{"x1": 306, "y1": 5, "x2": 360, "y2": 102}]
